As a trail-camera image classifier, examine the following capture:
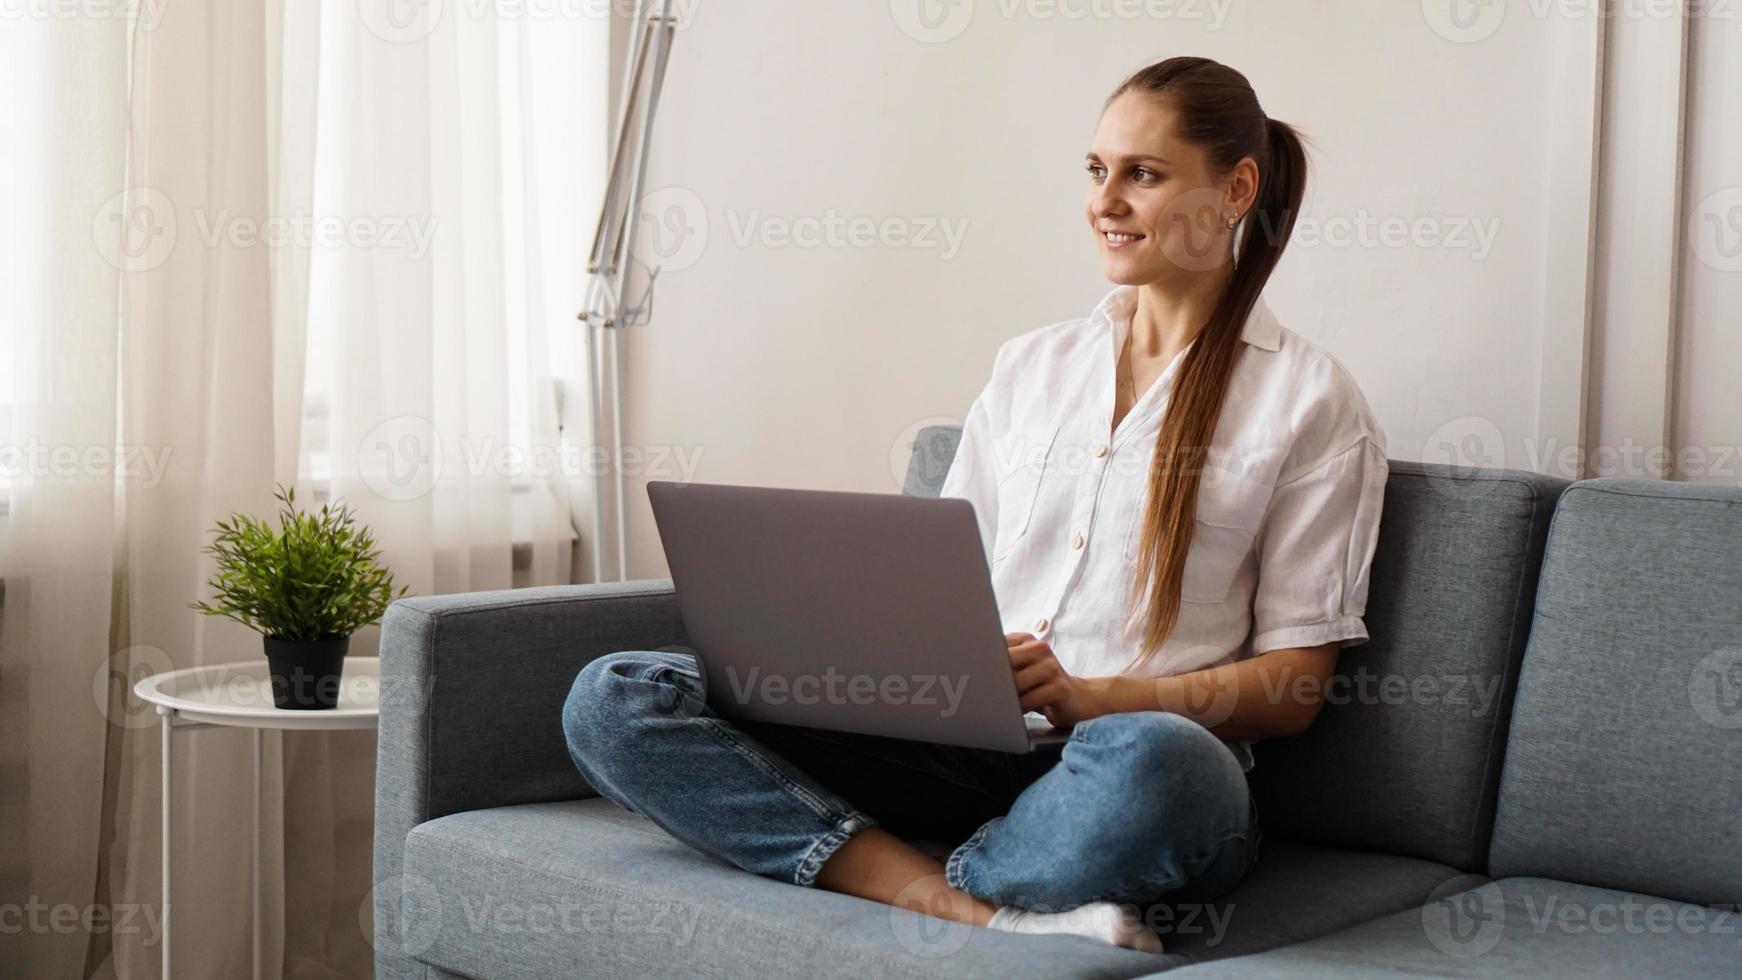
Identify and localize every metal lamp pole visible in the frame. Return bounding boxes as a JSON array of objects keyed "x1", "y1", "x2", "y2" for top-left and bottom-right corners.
[{"x1": 578, "y1": 0, "x2": 677, "y2": 582}]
